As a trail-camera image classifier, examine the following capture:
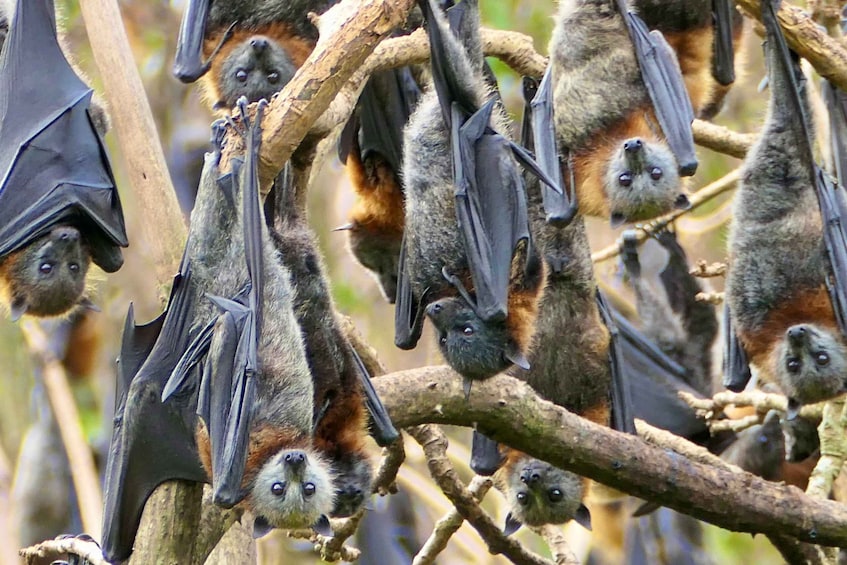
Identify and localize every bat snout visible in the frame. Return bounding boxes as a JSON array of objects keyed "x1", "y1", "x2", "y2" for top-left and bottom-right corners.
[
  {"x1": 250, "y1": 37, "x2": 269, "y2": 54},
  {"x1": 51, "y1": 226, "x2": 81, "y2": 243},
  {"x1": 787, "y1": 325, "x2": 808, "y2": 344},
  {"x1": 623, "y1": 139, "x2": 643, "y2": 154},
  {"x1": 520, "y1": 467, "x2": 542, "y2": 485},
  {"x1": 283, "y1": 450, "x2": 307, "y2": 471}
]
